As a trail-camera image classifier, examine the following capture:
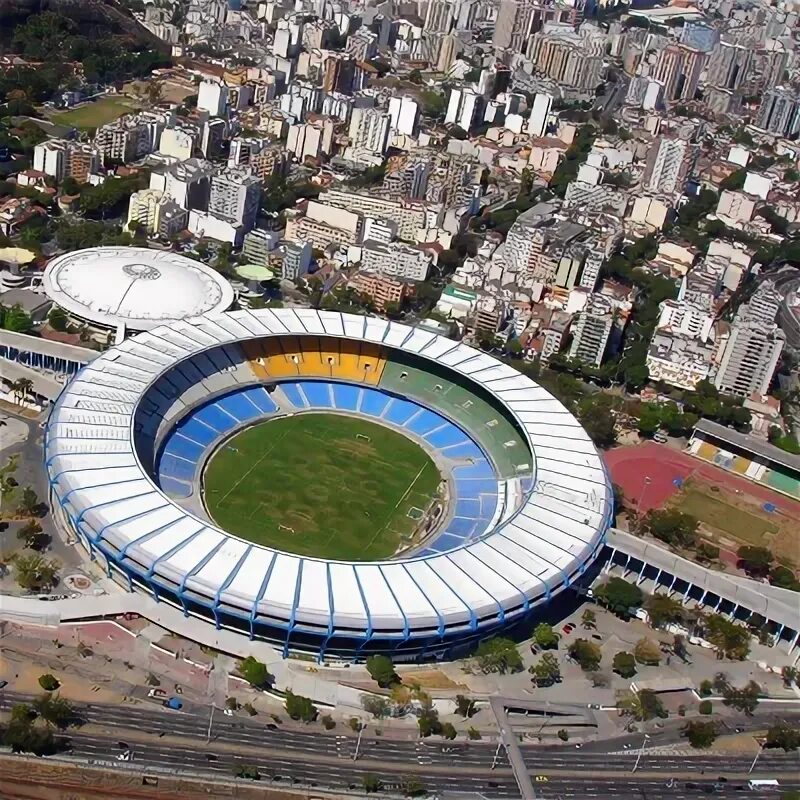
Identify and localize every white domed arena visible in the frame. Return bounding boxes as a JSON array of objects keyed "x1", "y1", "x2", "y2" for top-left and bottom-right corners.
[
  {"x1": 45, "y1": 309, "x2": 612, "y2": 662},
  {"x1": 43, "y1": 247, "x2": 234, "y2": 332}
]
